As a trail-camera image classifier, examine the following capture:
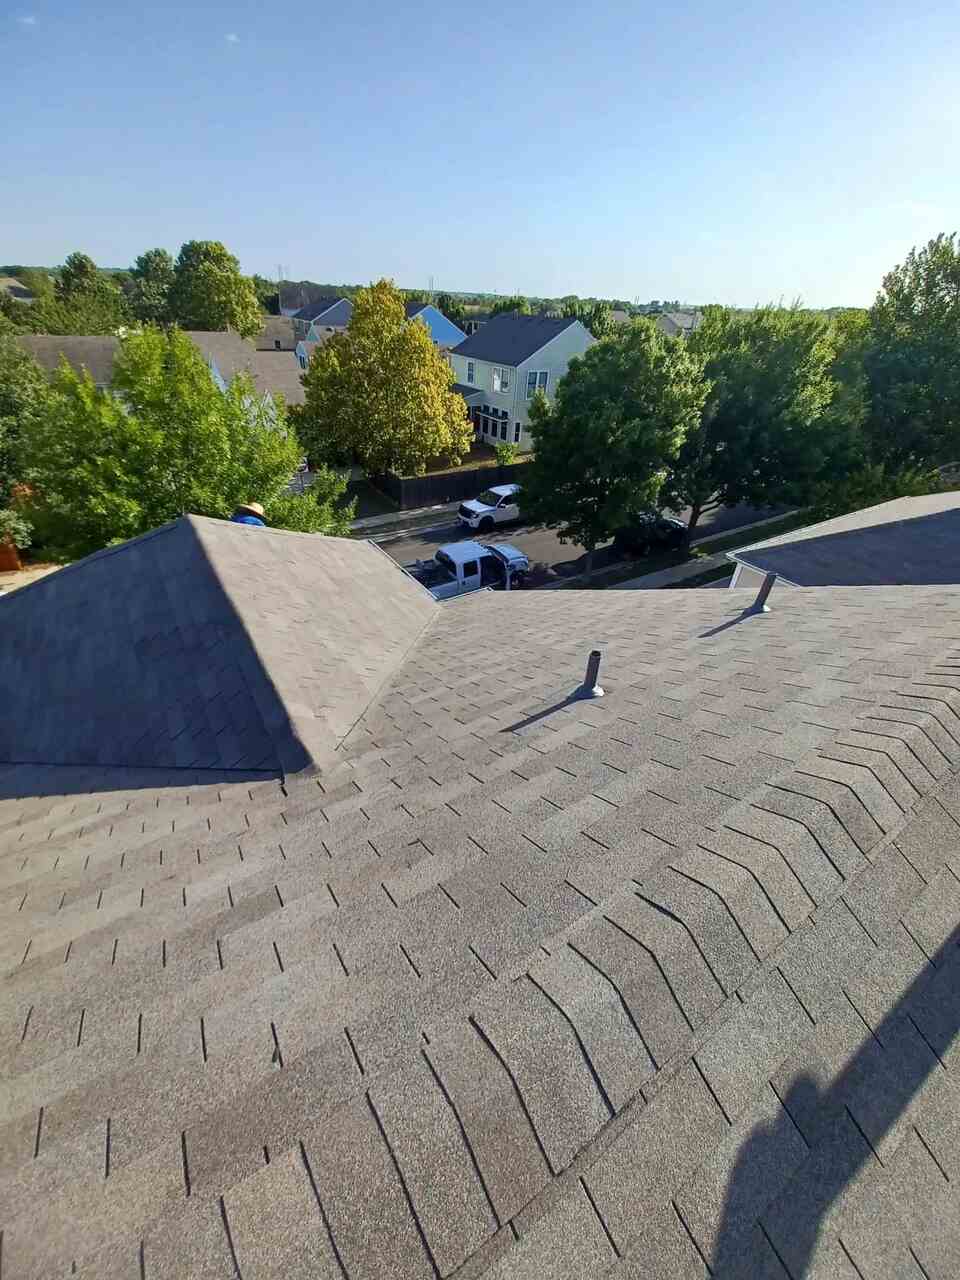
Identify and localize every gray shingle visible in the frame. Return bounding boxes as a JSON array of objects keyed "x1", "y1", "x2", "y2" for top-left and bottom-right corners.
[{"x1": 5, "y1": 573, "x2": 960, "y2": 1278}]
